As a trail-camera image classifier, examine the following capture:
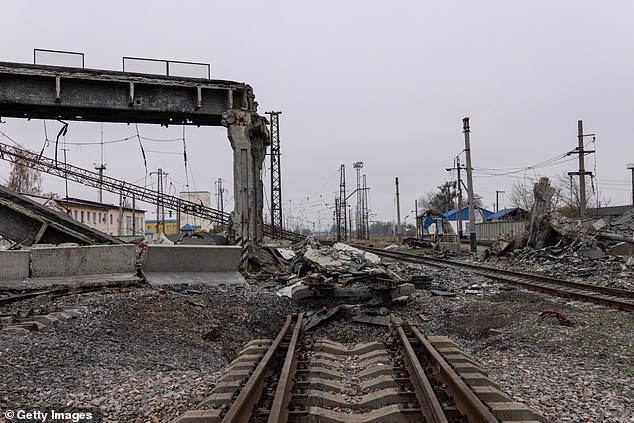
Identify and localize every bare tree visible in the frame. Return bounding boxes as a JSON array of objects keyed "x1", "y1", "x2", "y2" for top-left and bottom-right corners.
[
  {"x1": 6, "y1": 148, "x2": 42, "y2": 194},
  {"x1": 418, "y1": 182, "x2": 482, "y2": 214},
  {"x1": 509, "y1": 178, "x2": 536, "y2": 211},
  {"x1": 552, "y1": 171, "x2": 610, "y2": 217}
]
